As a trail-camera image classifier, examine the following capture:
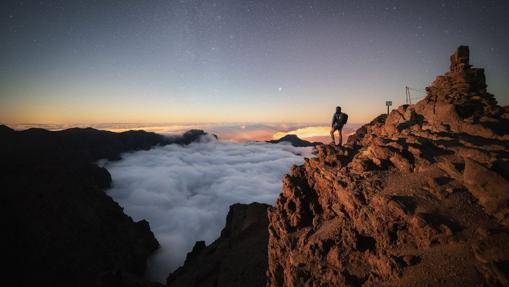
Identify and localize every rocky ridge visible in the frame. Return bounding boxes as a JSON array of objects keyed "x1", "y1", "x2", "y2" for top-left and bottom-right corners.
[
  {"x1": 0, "y1": 126, "x2": 209, "y2": 287},
  {"x1": 267, "y1": 46, "x2": 509, "y2": 286}
]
